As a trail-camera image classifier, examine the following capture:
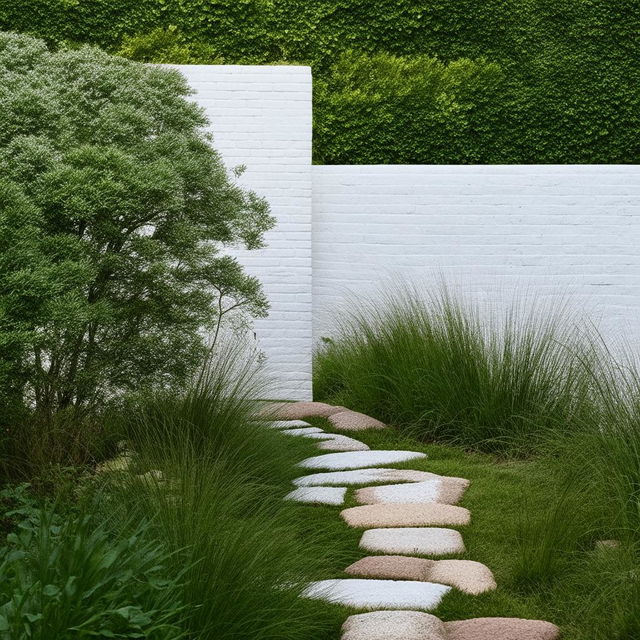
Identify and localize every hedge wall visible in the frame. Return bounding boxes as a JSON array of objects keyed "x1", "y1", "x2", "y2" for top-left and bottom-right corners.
[{"x1": 1, "y1": 0, "x2": 638, "y2": 163}]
